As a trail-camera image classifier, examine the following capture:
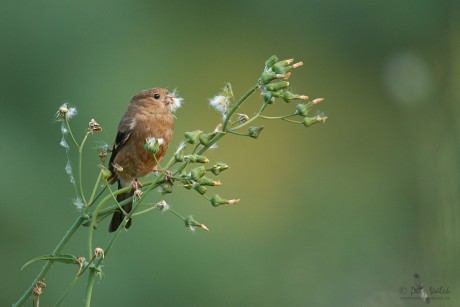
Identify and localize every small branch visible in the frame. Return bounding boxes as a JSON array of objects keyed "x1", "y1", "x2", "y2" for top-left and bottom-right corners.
[{"x1": 14, "y1": 216, "x2": 86, "y2": 307}]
